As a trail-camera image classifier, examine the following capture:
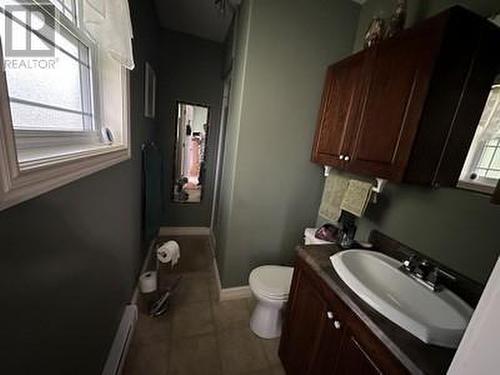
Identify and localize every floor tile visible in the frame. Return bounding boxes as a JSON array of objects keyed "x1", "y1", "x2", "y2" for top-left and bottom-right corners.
[
  {"x1": 246, "y1": 296, "x2": 257, "y2": 313},
  {"x1": 133, "y1": 310, "x2": 172, "y2": 345},
  {"x1": 258, "y1": 337, "x2": 281, "y2": 366},
  {"x1": 172, "y1": 273, "x2": 211, "y2": 306},
  {"x1": 172, "y1": 299, "x2": 215, "y2": 338},
  {"x1": 158, "y1": 236, "x2": 212, "y2": 274},
  {"x1": 124, "y1": 235, "x2": 289, "y2": 375},
  {"x1": 269, "y1": 364, "x2": 286, "y2": 375},
  {"x1": 168, "y1": 334, "x2": 222, "y2": 375},
  {"x1": 218, "y1": 325, "x2": 269, "y2": 375},
  {"x1": 122, "y1": 340, "x2": 169, "y2": 375},
  {"x1": 212, "y1": 299, "x2": 250, "y2": 332}
]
